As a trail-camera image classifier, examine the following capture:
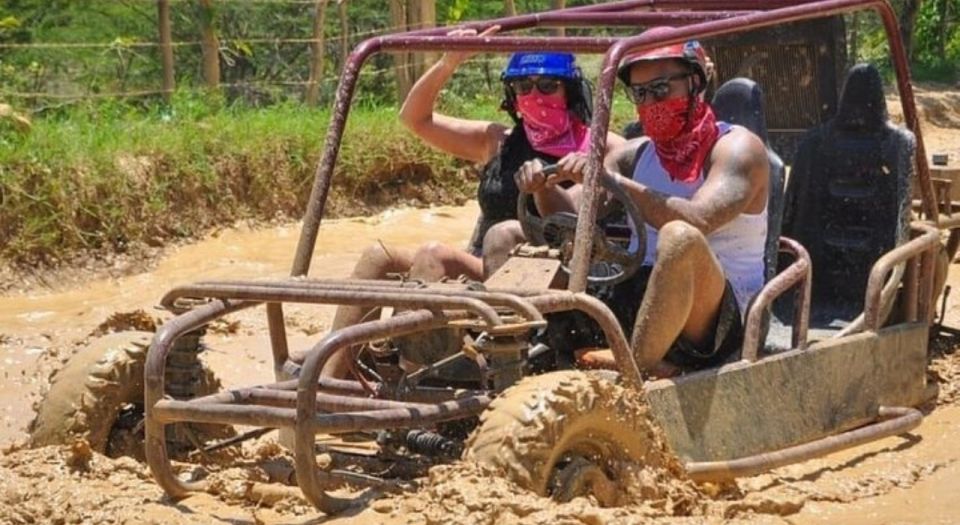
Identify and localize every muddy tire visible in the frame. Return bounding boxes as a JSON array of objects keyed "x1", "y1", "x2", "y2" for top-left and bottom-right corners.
[
  {"x1": 464, "y1": 370, "x2": 673, "y2": 505},
  {"x1": 29, "y1": 330, "x2": 227, "y2": 456},
  {"x1": 30, "y1": 332, "x2": 152, "y2": 452}
]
